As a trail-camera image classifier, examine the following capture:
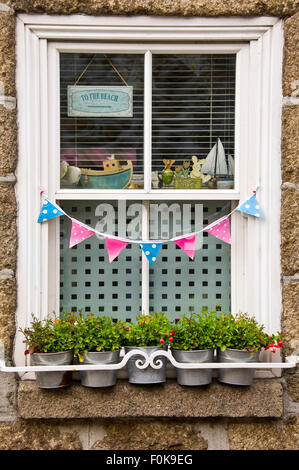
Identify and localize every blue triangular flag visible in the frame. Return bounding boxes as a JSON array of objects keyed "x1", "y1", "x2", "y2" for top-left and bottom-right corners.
[
  {"x1": 236, "y1": 194, "x2": 264, "y2": 218},
  {"x1": 37, "y1": 199, "x2": 64, "y2": 223},
  {"x1": 140, "y1": 242, "x2": 162, "y2": 266}
]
